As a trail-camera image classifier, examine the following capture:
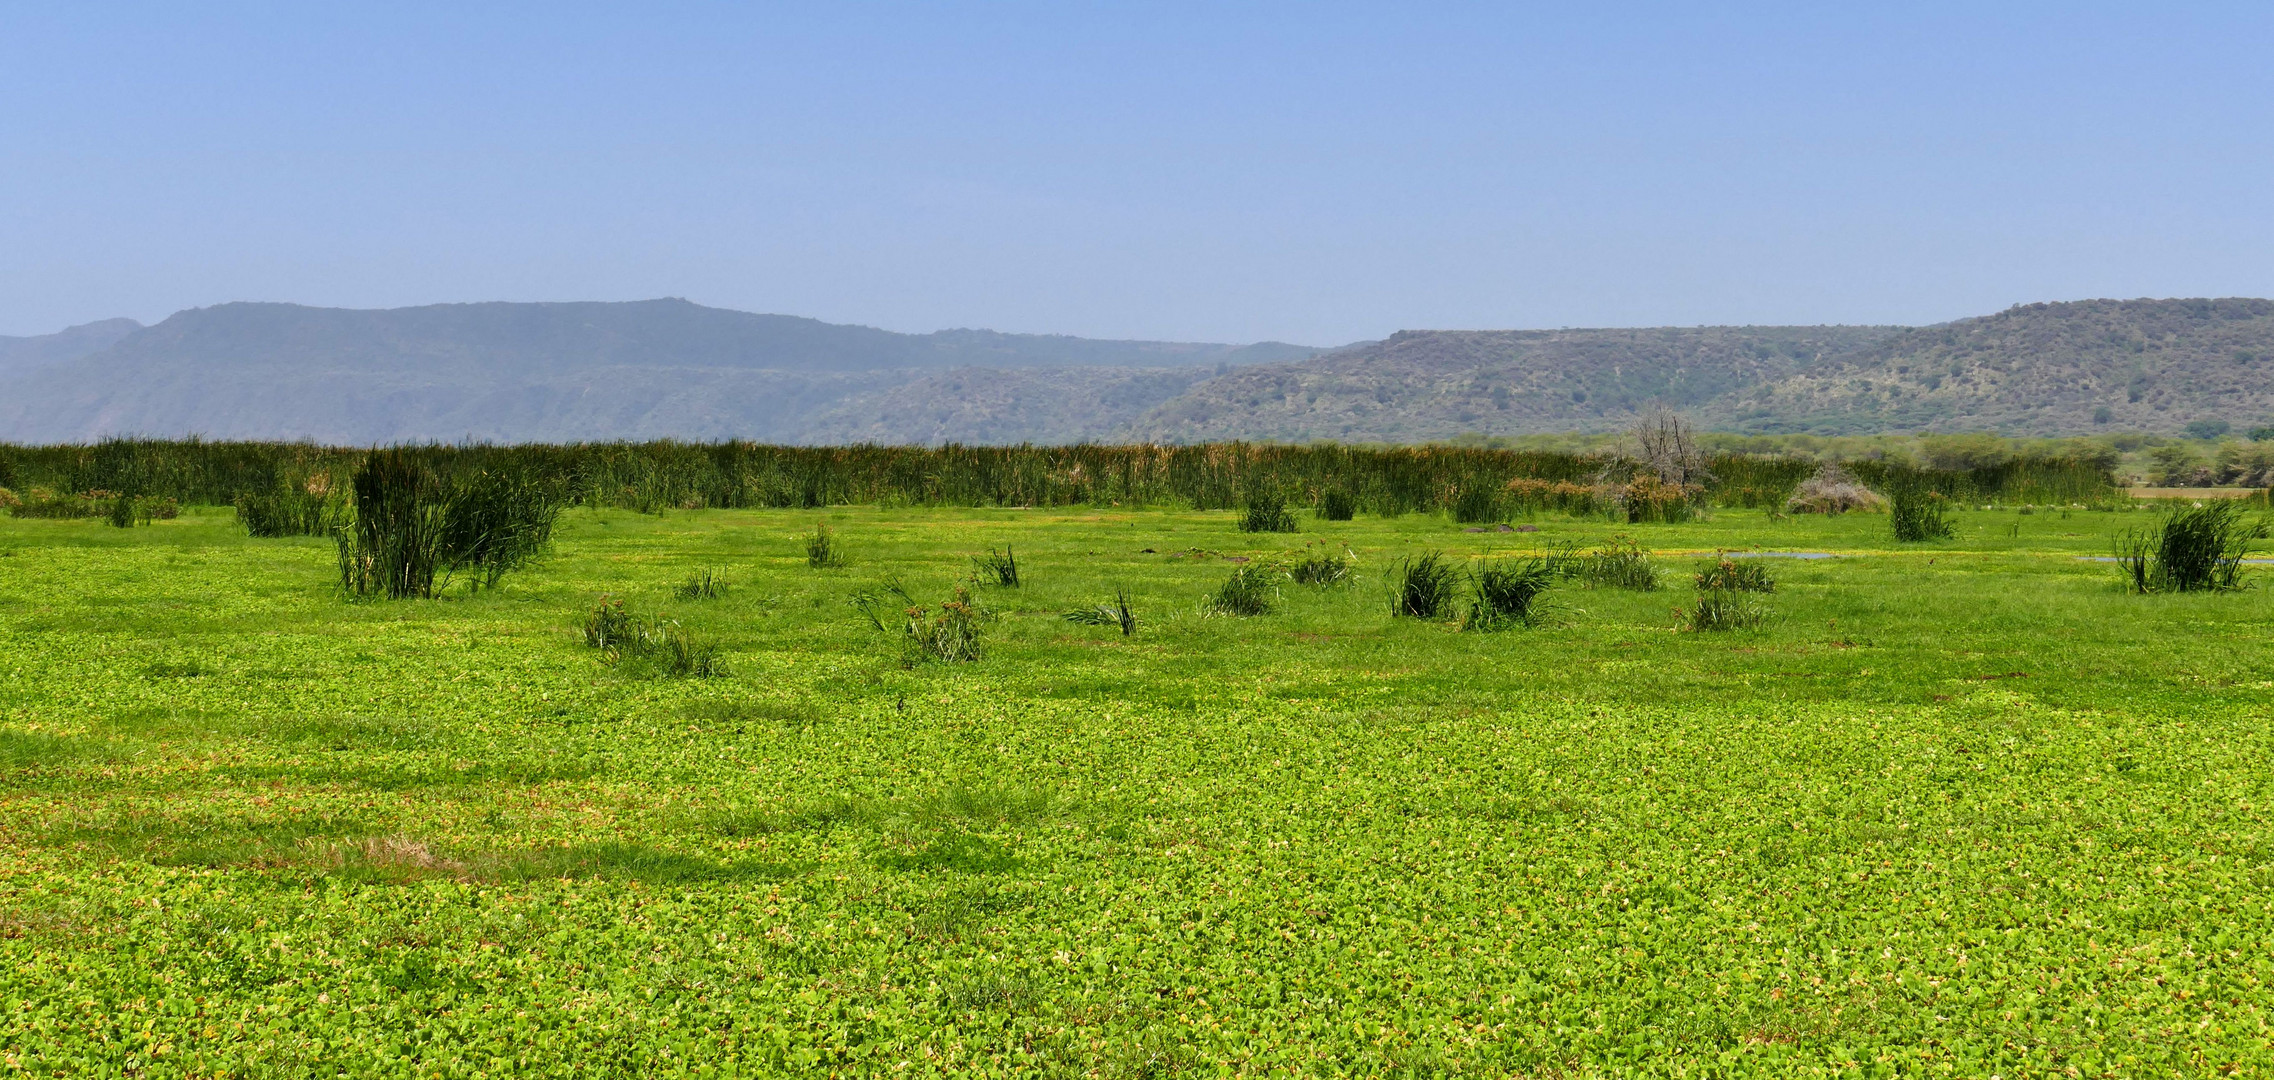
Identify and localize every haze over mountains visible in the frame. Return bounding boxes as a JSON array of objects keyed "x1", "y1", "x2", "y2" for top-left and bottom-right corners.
[{"x1": 2, "y1": 297, "x2": 2269, "y2": 445}]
